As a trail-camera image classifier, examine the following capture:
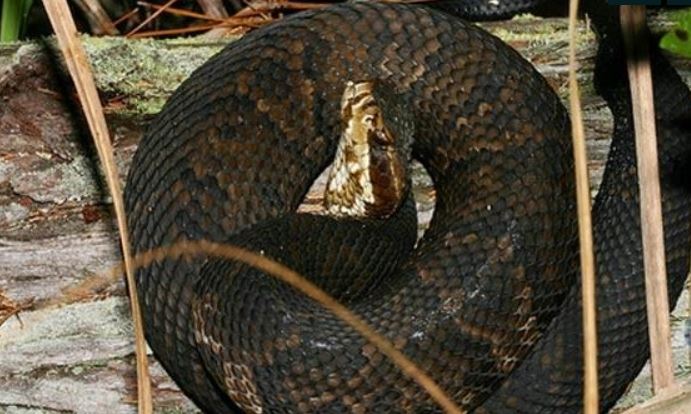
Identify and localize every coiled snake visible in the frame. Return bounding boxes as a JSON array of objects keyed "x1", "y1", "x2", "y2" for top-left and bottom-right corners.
[{"x1": 124, "y1": 1, "x2": 691, "y2": 412}]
